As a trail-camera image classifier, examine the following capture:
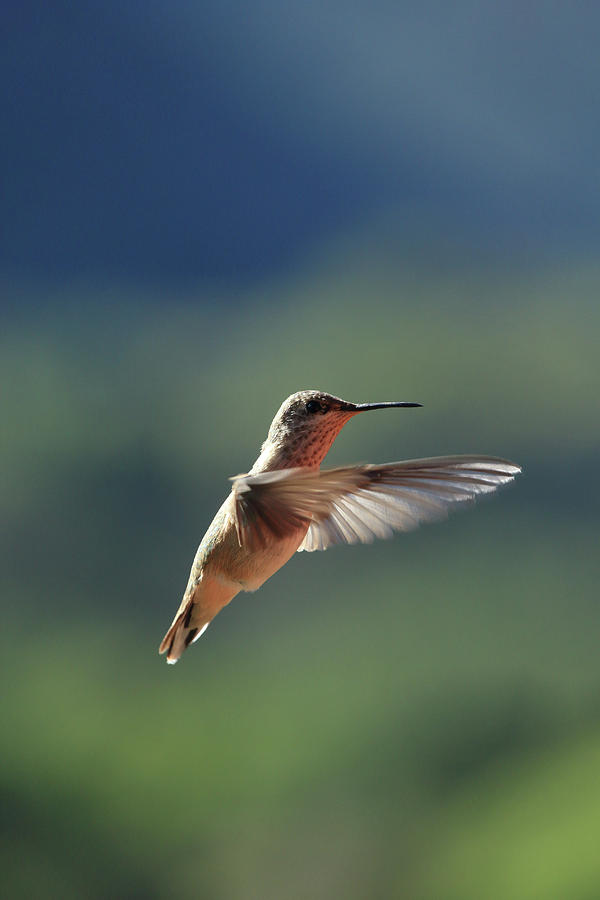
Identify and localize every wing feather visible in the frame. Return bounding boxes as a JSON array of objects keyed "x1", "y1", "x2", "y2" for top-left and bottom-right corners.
[{"x1": 230, "y1": 456, "x2": 521, "y2": 553}]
